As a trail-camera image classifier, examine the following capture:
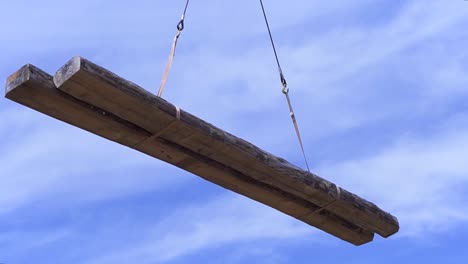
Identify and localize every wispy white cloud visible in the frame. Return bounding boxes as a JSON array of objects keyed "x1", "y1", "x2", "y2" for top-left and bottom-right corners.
[
  {"x1": 1, "y1": 0, "x2": 468, "y2": 262},
  {"x1": 0, "y1": 228, "x2": 71, "y2": 253},
  {"x1": 84, "y1": 194, "x2": 312, "y2": 264},
  {"x1": 319, "y1": 114, "x2": 468, "y2": 237},
  {"x1": 124, "y1": 0, "x2": 468, "y2": 146},
  {"x1": 0, "y1": 109, "x2": 189, "y2": 214}
]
